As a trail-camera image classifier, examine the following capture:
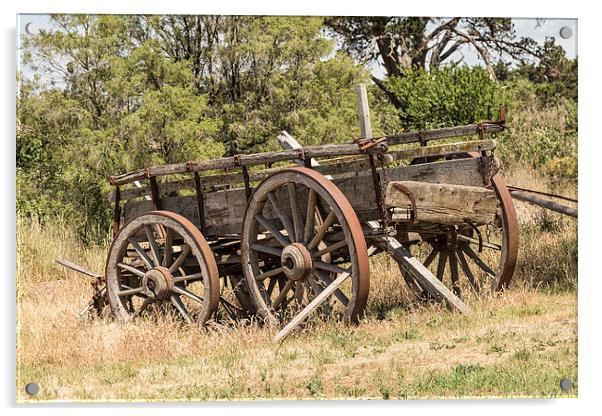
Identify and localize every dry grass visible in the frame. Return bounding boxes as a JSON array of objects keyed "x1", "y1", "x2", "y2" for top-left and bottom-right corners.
[{"x1": 16, "y1": 169, "x2": 577, "y2": 402}]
